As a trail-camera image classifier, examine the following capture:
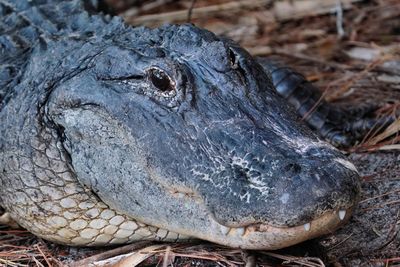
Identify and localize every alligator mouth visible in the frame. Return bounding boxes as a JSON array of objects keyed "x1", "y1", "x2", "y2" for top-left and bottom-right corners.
[
  {"x1": 204, "y1": 206, "x2": 355, "y2": 250},
  {"x1": 167, "y1": 189, "x2": 356, "y2": 250}
]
